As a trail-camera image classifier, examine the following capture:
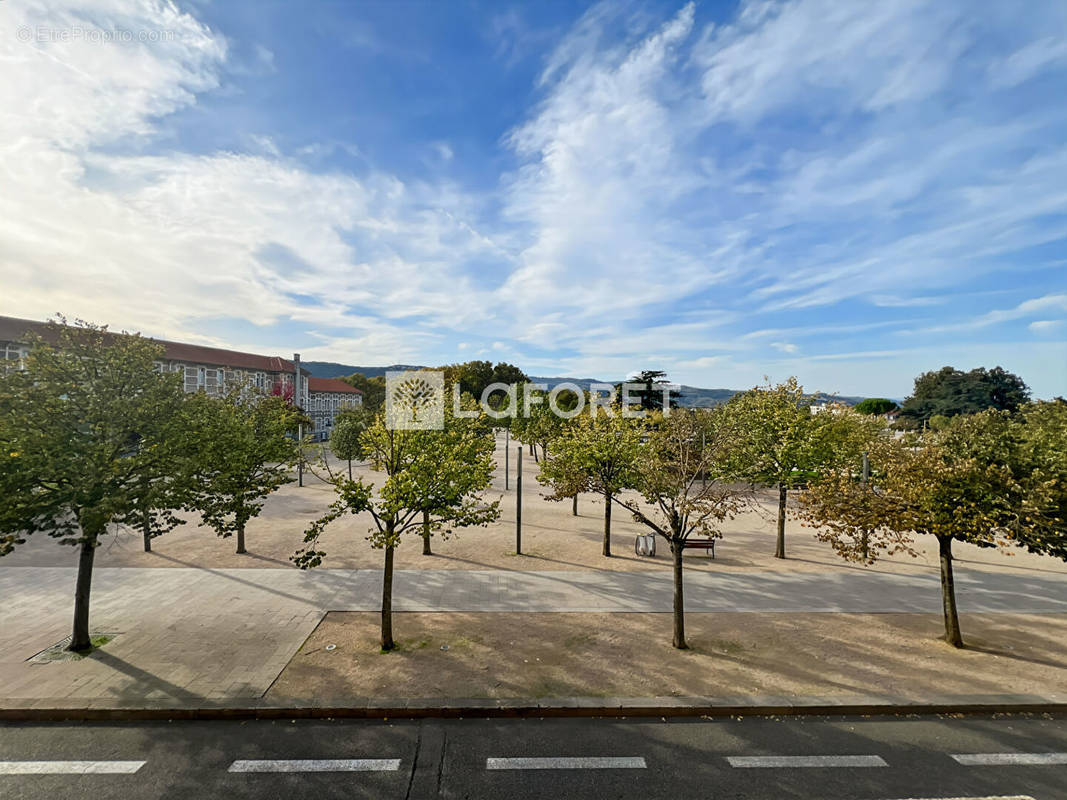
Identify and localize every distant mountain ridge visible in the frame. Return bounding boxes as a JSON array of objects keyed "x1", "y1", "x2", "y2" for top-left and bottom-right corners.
[{"x1": 303, "y1": 361, "x2": 868, "y2": 407}]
